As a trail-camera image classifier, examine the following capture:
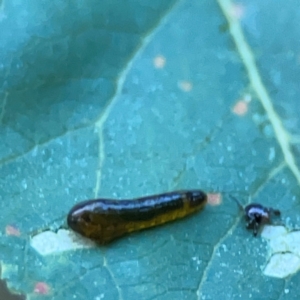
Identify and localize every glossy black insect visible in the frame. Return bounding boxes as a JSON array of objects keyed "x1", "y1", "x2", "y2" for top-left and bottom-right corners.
[{"x1": 230, "y1": 195, "x2": 281, "y2": 236}]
